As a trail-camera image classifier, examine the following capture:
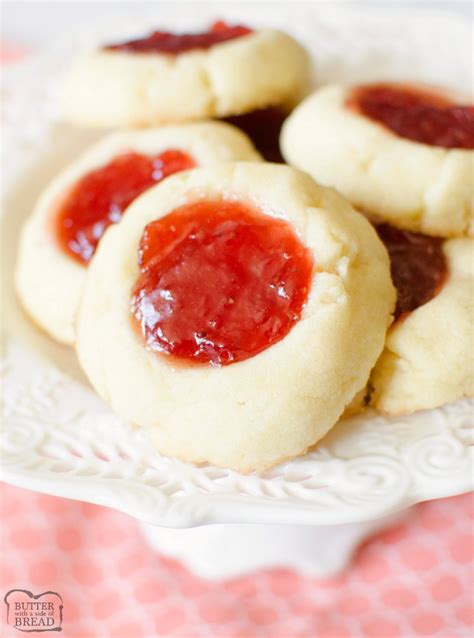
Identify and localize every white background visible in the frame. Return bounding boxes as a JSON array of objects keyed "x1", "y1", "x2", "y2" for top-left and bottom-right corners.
[{"x1": 2, "y1": 1, "x2": 472, "y2": 51}]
